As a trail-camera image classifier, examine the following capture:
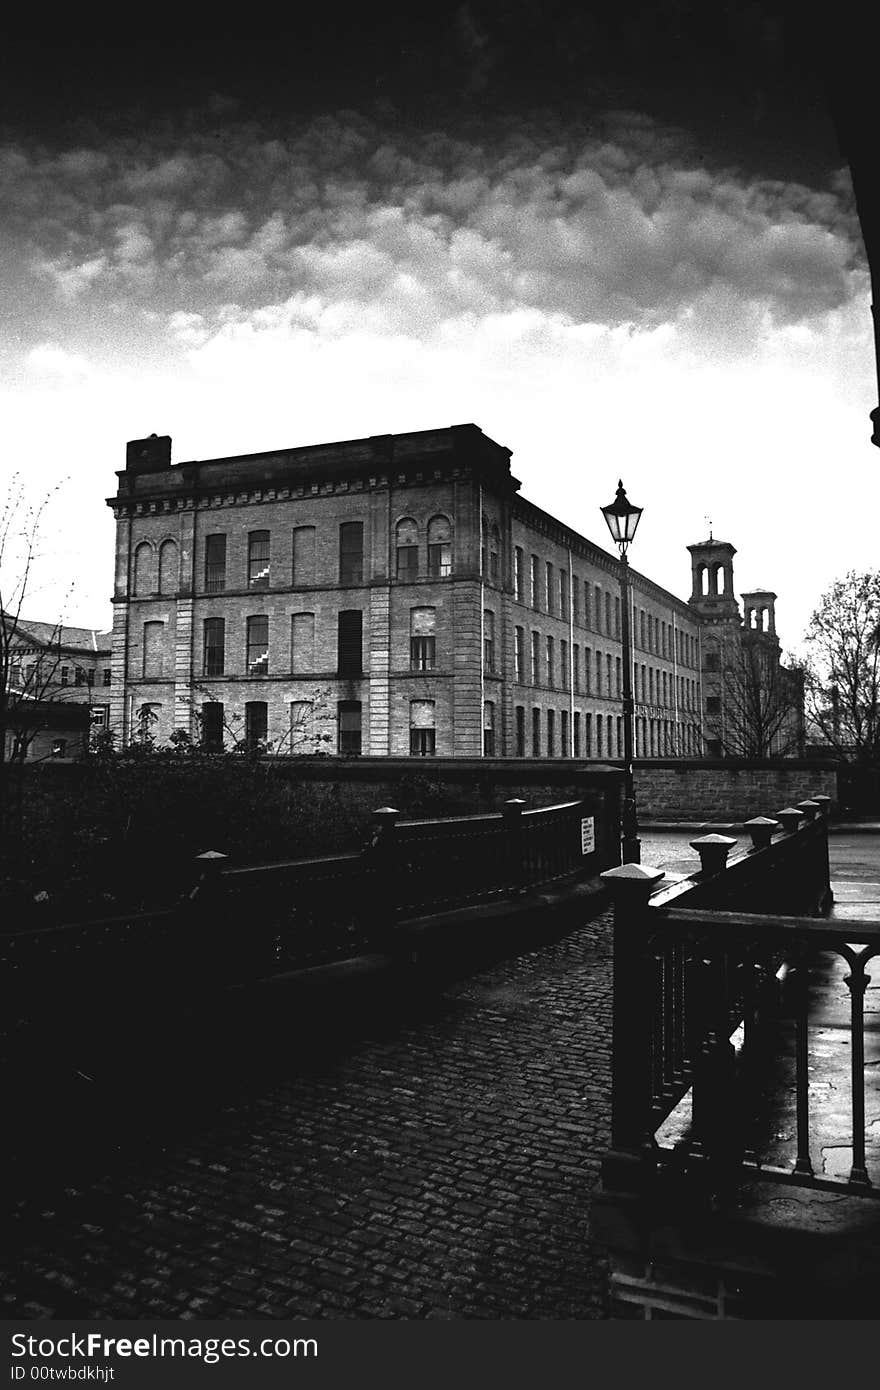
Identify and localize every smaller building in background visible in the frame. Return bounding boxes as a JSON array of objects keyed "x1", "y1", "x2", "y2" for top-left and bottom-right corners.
[
  {"x1": 3, "y1": 699, "x2": 91, "y2": 763},
  {"x1": 2, "y1": 616, "x2": 113, "y2": 759}
]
